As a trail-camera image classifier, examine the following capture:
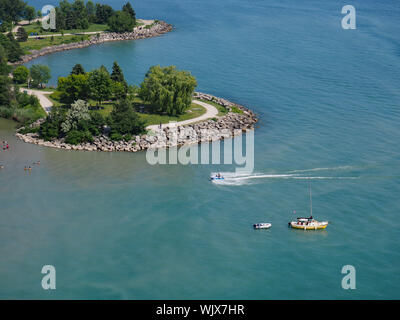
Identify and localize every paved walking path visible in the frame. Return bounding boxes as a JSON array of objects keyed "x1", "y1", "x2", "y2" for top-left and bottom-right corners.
[
  {"x1": 146, "y1": 100, "x2": 219, "y2": 131},
  {"x1": 19, "y1": 88, "x2": 53, "y2": 114}
]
